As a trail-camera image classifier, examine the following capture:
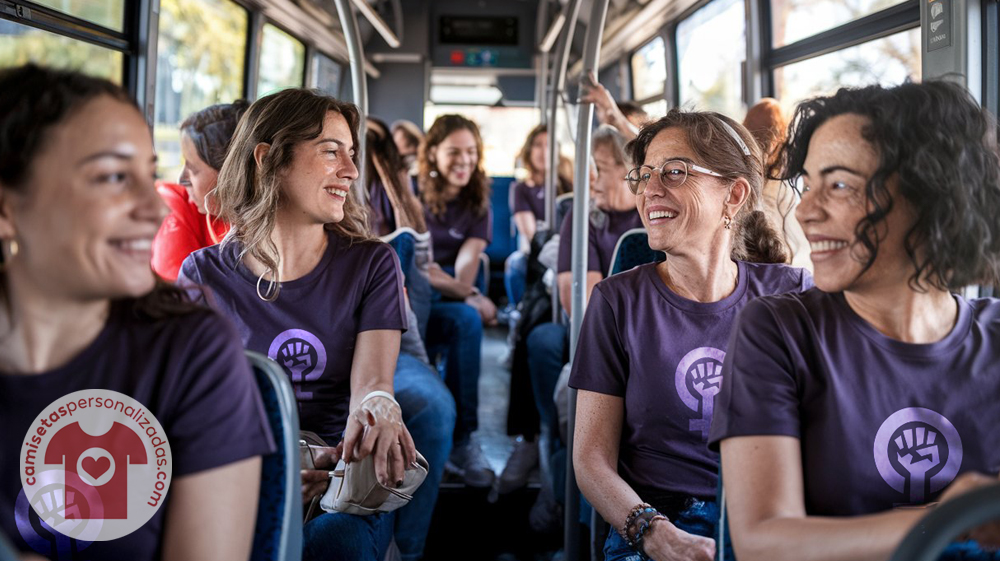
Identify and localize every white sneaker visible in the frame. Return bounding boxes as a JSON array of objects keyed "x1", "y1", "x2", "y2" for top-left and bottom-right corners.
[
  {"x1": 498, "y1": 436, "x2": 539, "y2": 494},
  {"x1": 445, "y1": 440, "x2": 496, "y2": 488}
]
